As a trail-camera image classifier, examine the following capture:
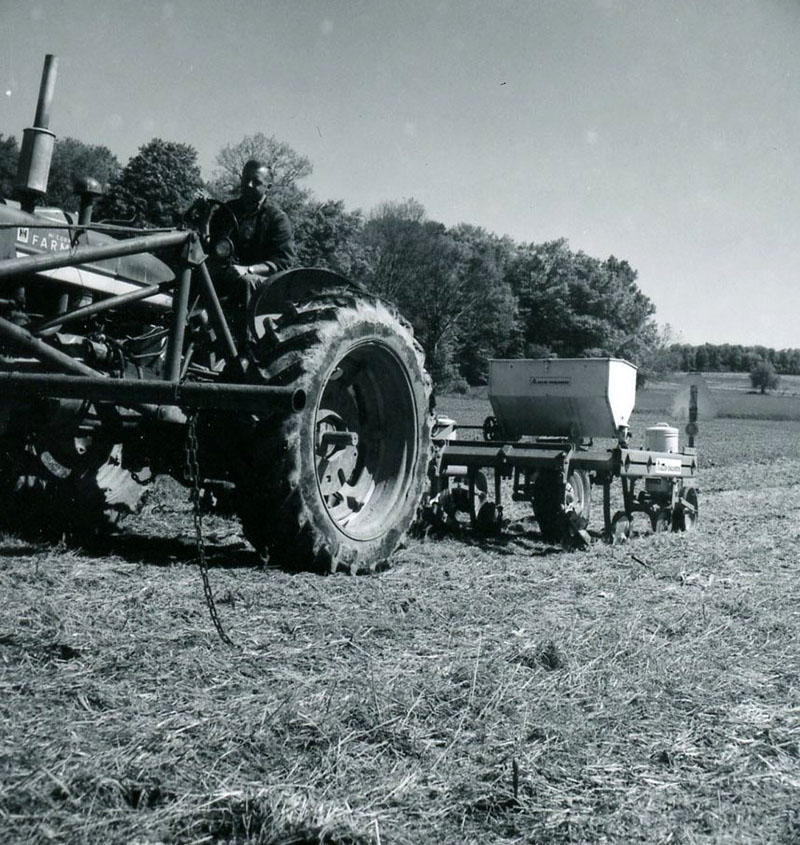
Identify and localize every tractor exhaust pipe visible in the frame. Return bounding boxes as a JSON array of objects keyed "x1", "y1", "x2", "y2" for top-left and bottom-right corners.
[{"x1": 15, "y1": 54, "x2": 58, "y2": 212}]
